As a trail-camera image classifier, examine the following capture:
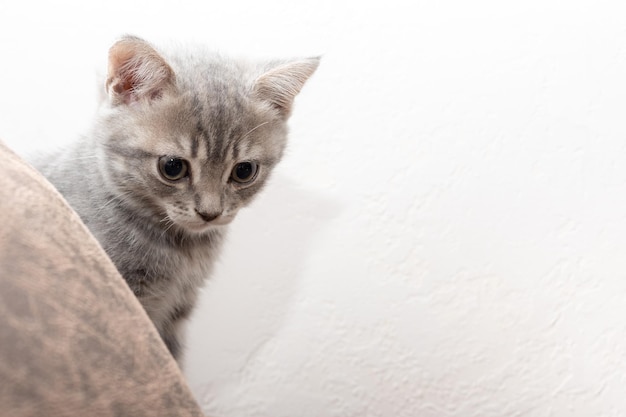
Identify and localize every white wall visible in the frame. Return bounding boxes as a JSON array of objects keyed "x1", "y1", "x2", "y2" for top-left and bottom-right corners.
[{"x1": 2, "y1": 1, "x2": 626, "y2": 416}]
